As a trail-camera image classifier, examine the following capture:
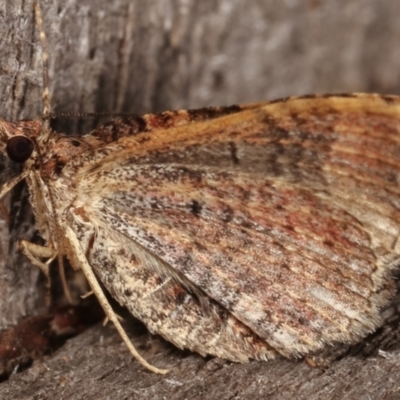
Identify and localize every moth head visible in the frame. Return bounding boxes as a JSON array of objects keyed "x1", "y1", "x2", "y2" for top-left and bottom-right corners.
[{"x1": 0, "y1": 119, "x2": 42, "y2": 164}]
